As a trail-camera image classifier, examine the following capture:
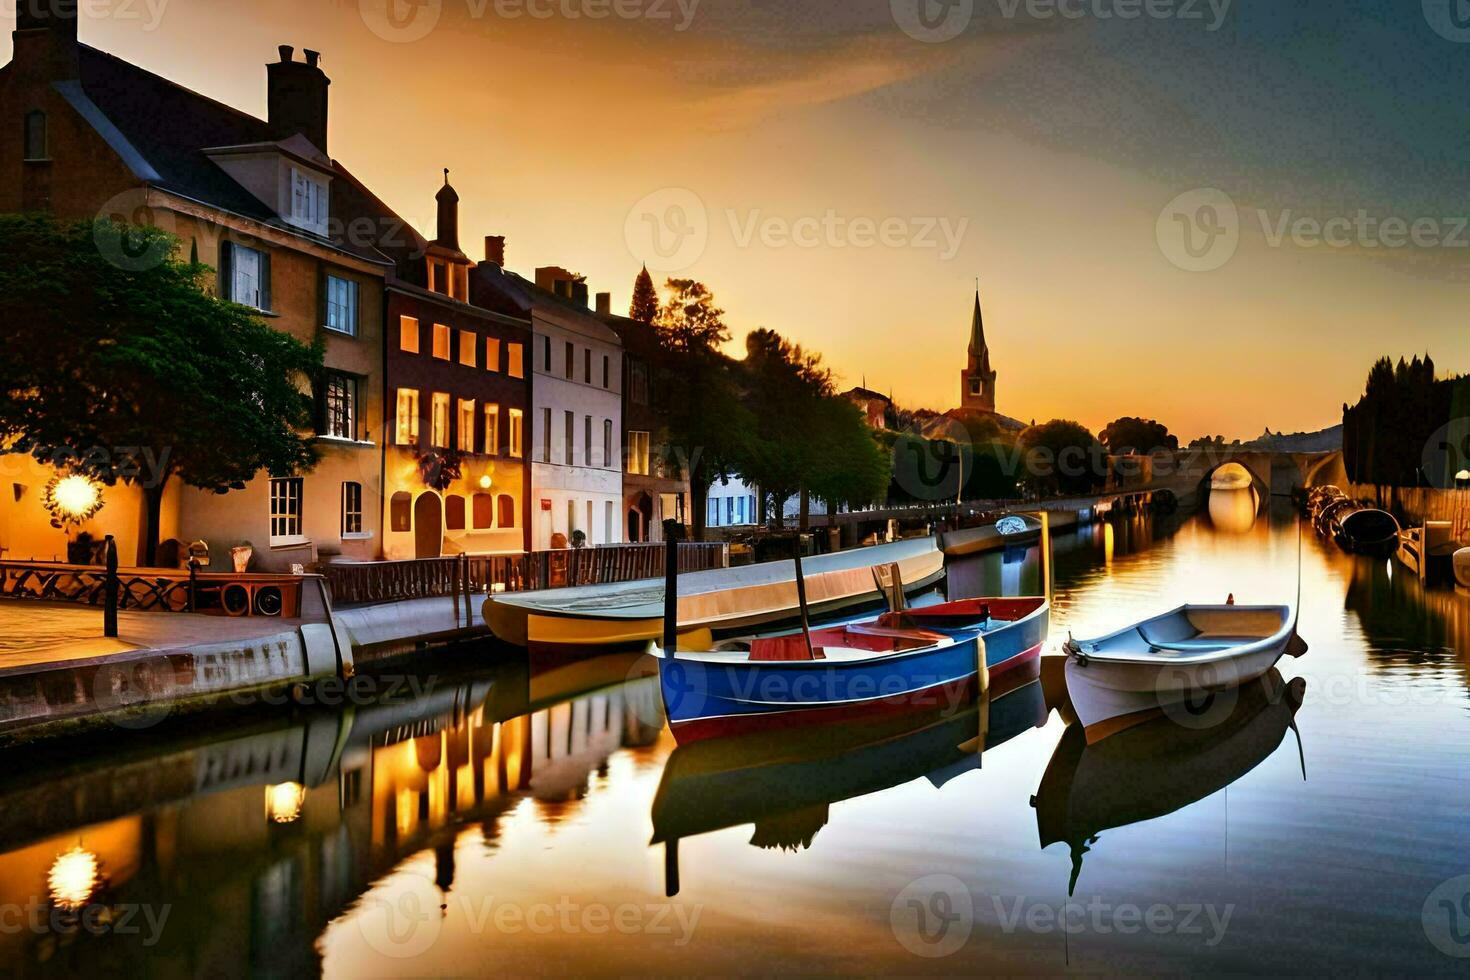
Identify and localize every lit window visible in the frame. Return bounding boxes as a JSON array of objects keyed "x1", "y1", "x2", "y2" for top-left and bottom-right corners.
[
  {"x1": 432, "y1": 393, "x2": 451, "y2": 448},
  {"x1": 486, "y1": 337, "x2": 501, "y2": 372},
  {"x1": 390, "y1": 492, "x2": 412, "y2": 532},
  {"x1": 432, "y1": 324, "x2": 451, "y2": 361},
  {"x1": 484, "y1": 404, "x2": 500, "y2": 456},
  {"x1": 509, "y1": 409, "x2": 524, "y2": 459},
  {"x1": 446, "y1": 495, "x2": 466, "y2": 531},
  {"x1": 457, "y1": 399, "x2": 476, "y2": 453},
  {"x1": 628, "y1": 431, "x2": 651, "y2": 476},
  {"x1": 498, "y1": 494, "x2": 517, "y2": 528},
  {"x1": 395, "y1": 388, "x2": 419, "y2": 446},
  {"x1": 342, "y1": 482, "x2": 364, "y2": 535},
  {"x1": 604, "y1": 420, "x2": 614, "y2": 470},
  {"x1": 399, "y1": 316, "x2": 420, "y2": 353},
  {"x1": 23, "y1": 110, "x2": 46, "y2": 161},
  {"x1": 508, "y1": 343, "x2": 524, "y2": 379},
  {"x1": 323, "y1": 372, "x2": 357, "y2": 440},
  {"x1": 459, "y1": 330, "x2": 477, "y2": 368},
  {"x1": 269, "y1": 478, "x2": 304, "y2": 544},
  {"x1": 324, "y1": 275, "x2": 358, "y2": 336},
  {"x1": 473, "y1": 493, "x2": 494, "y2": 529}
]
